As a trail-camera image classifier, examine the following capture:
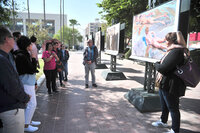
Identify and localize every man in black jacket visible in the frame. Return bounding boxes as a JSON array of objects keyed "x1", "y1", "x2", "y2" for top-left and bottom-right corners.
[{"x1": 0, "y1": 26, "x2": 30, "y2": 133}]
